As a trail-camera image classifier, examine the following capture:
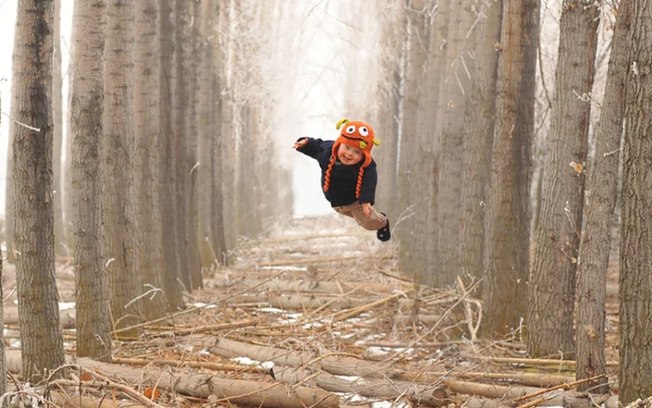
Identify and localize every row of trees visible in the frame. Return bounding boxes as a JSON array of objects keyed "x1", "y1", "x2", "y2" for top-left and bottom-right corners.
[
  {"x1": 1, "y1": 0, "x2": 650, "y2": 403},
  {"x1": 355, "y1": 0, "x2": 650, "y2": 403},
  {"x1": 2, "y1": 0, "x2": 295, "y2": 388}
]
